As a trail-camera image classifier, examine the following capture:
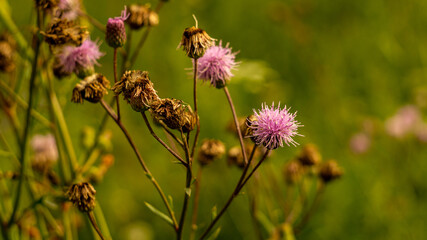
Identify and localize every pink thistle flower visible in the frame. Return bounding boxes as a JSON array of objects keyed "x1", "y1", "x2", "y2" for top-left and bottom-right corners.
[
  {"x1": 58, "y1": 39, "x2": 104, "y2": 76},
  {"x1": 56, "y1": 0, "x2": 80, "y2": 21},
  {"x1": 106, "y1": 7, "x2": 130, "y2": 48},
  {"x1": 248, "y1": 103, "x2": 302, "y2": 149},
  {"x1": 196, "y1": 41, "x2": 238, "y2": 89}
]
